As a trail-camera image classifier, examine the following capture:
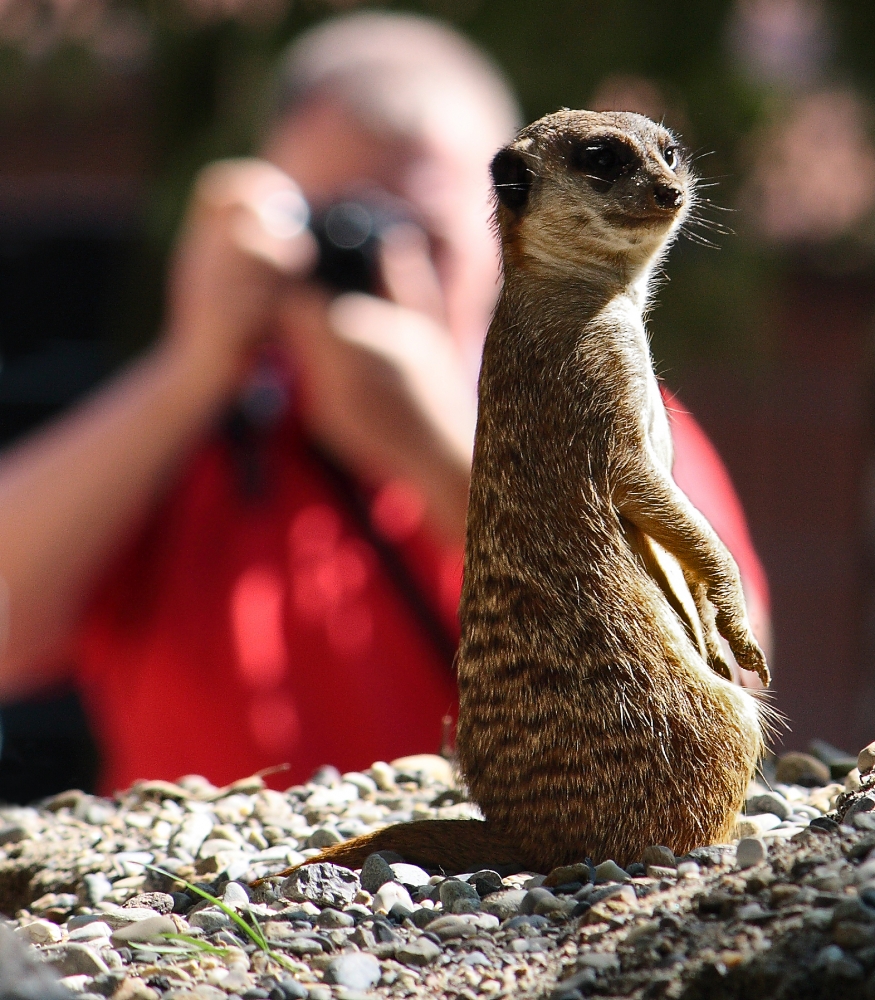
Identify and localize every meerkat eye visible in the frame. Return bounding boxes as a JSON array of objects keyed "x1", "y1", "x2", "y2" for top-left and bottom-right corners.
[
  {"x1": 663, "y1": 146, "x2": 678, "y2": 170},
  {"x1": 569, "y1": 137, "x2": 638, "y2": 188}
]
